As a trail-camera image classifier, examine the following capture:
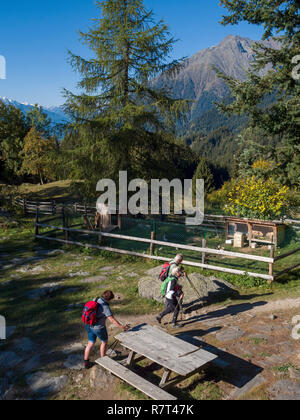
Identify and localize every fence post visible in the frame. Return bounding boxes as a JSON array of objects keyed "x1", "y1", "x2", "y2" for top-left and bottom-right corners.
[
  {"x1": 150, "y1": 231, "x2": 156, "y2": 255},
  {"x1": 202, "y1": 238, "x2": 207, "y2": 268},
  {"x1": 35, "y1": 208, "x2": 39, "y2": 239},
  {"x1": 268, "y1": 246, "x2": 275, "y2": 283},
  {"x1": 62, "y1": 207, "x2": 69, "y2": 244},
  {"x1": 23, "y1": 198, "x2": 27, "y2": 215},
  {"x1": 98, "y1": 223, "x2": 102, "y2": 245},
  {"x1": 117, "y1": 210, "x2": 122, "y2": 230}
]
